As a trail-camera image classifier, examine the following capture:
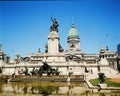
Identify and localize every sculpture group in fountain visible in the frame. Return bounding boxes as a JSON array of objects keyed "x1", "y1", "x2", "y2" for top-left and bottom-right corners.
[{"x1": 12, "y1": 62, "x2": 61, "y2": 76}]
